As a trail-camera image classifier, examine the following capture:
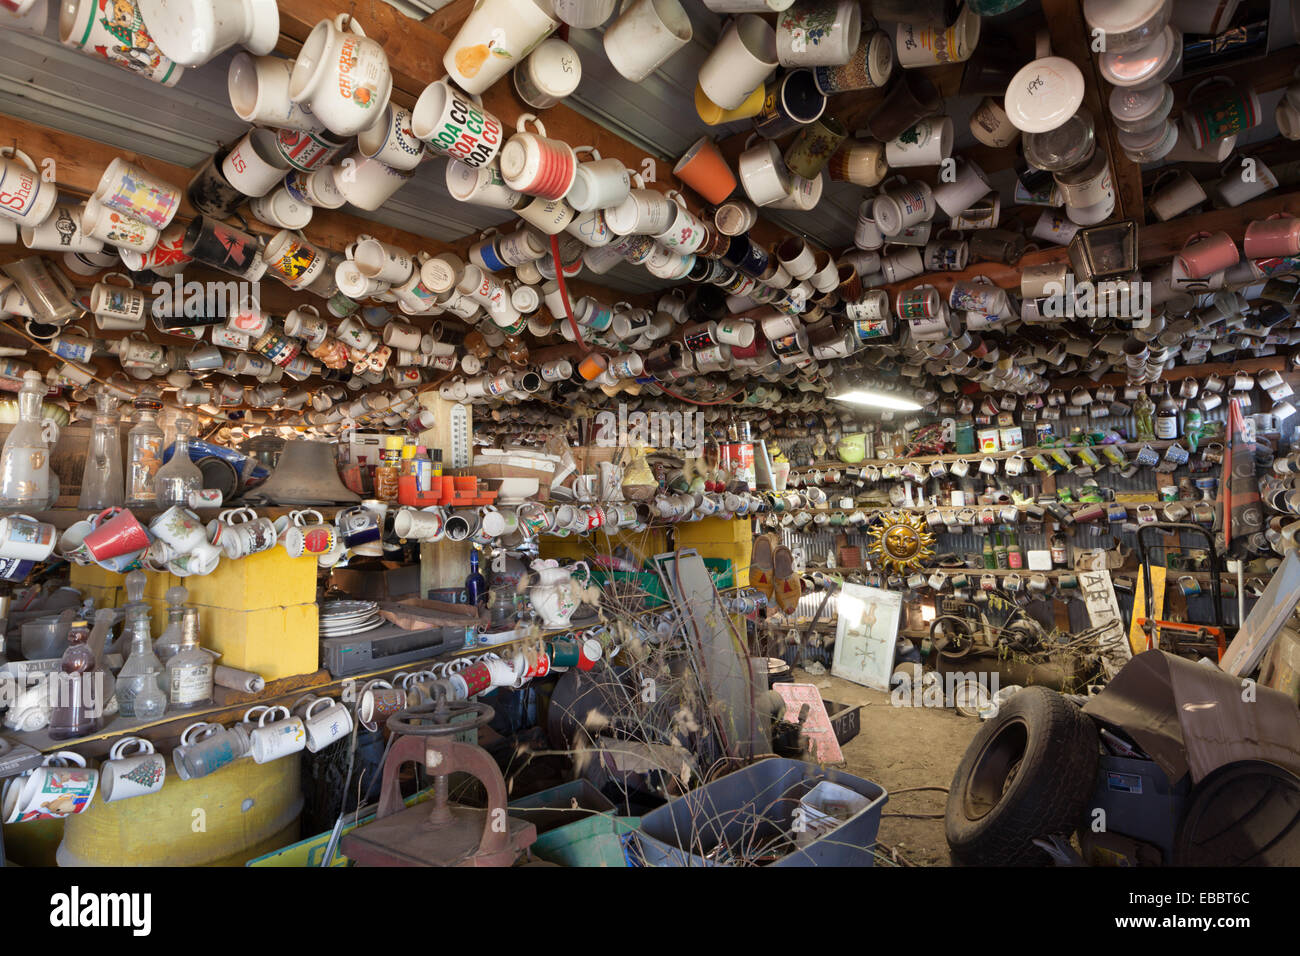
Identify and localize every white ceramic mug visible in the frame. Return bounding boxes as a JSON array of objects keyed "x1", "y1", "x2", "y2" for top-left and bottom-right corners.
[
  {"x1": 138, "y1": 0, "x2": 279, "y2": 68},
  {"x1": 331, "y1": 152, "x2": 413, "y2": 211},
  {"x1": 603, "y1": 0, "x2": 693, "y2": 82},
  {"x1": 249, "y1": 187, "x2": 313, "y2": 230},
  {"x1": 413, "y1": 78, "x2": 507, "y2": 169},
  {"x1": 356, "y1": 103, "x2": 426, "y2": 171},
  {"x1": 444, "y1": 0, "x2": 559, "y2": 94},
  {"x1": 445, "y1": 158, "x2": 522, "y2": 207},
  {"x1": 20, "y1": 203, "x2": 104, "y2": 254},
  {"x1": 227, "y1": 52, "x2": 323, "y2": 132},
  {"x1": 247, "y1": 705, "x2": 307, "y2": 763},
  {"x1": 100, "y1": 738, "x2": 166, "y2": 803},
  {"x1": 289, "y1": 14, "x2": 394, "y2": 137},
  {"x1": 222, "y1": 128, "x2": 293, "y2": 198},
  {"x1": 777, "y1": 0, "x2": 860, "y2": 66},
  {"x1": 699, "y1": 13, "x2": 778, "y2": 111},
  {"x1": 738, "y1": 139, "x2": 791, "y2": 207},
  {"x1": 302, "y1": 697, "x2": 353, "y2": 752}
]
